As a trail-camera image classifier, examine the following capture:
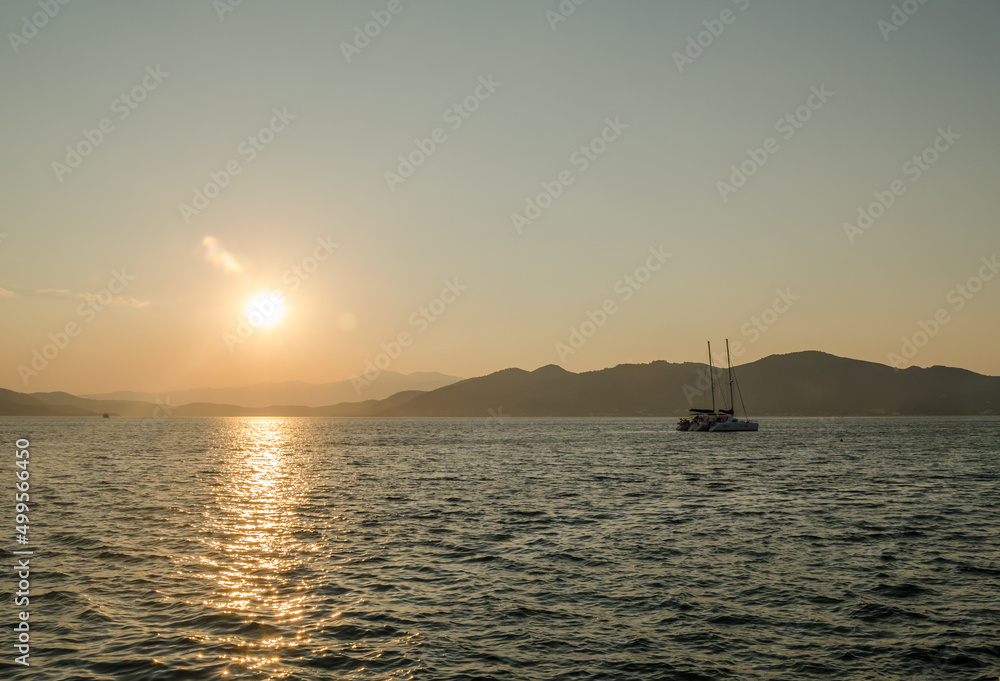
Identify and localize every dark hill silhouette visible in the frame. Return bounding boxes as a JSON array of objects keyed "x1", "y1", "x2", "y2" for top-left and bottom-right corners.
[
  {"x1": 79, "y1": 372, "x2": 460, "y2": 408},
  {"x1": 167, "y1": 390, "x2": 425, "y2": 417},
  {"x1": 29, "y1": 391, "x2": 161, "y2": 417},
  {"x1": 377, "y1": 352, "x2": 999, "y2": 417},
  {"x1": 735, "y1": 351, "x2": 1000, "y2": 415},
  {"x1": 0, "y1": 388, "x2": 96, "y2": 416},
  {"x1": 1, "y1": 352, "x2": 997, "y2": 417},
  {"x1": 377, "y1": 363, "x2": 702, "y2": 416}
]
